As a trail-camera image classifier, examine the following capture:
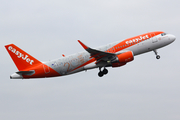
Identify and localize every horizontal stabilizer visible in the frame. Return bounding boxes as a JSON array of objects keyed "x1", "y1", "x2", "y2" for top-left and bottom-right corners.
[{"x1": 16, "y1": 70, "x2": 35, "y2": 75}]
